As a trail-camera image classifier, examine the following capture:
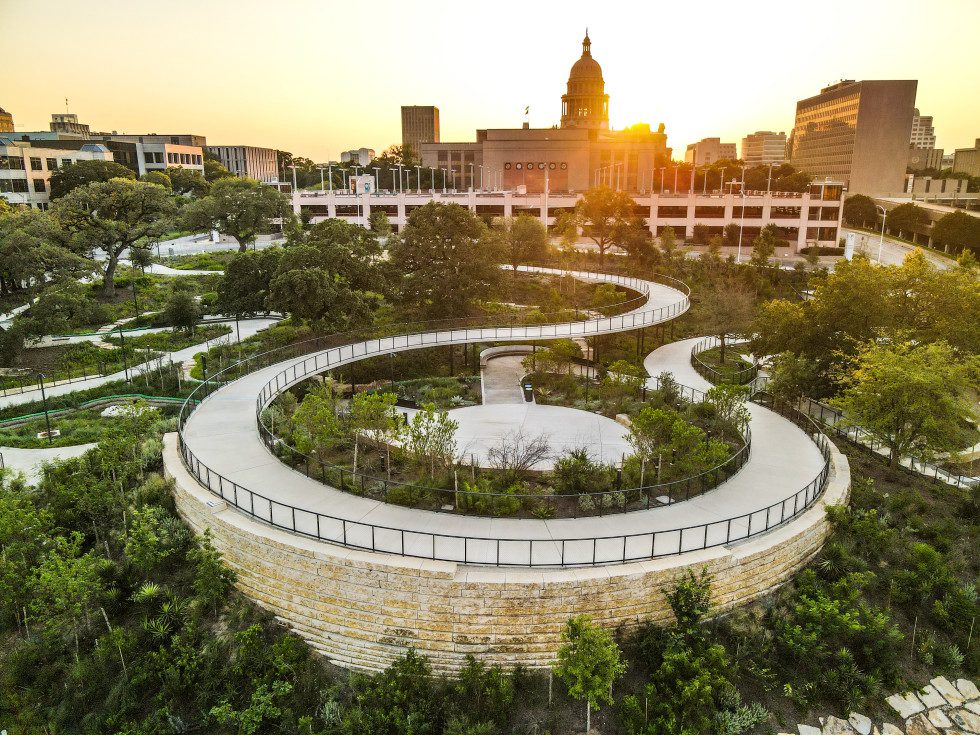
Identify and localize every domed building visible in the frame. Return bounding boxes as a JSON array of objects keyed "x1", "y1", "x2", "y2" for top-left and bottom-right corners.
[{"x1": 561, "y1": 31, "x2": 609, "y2": 130}]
